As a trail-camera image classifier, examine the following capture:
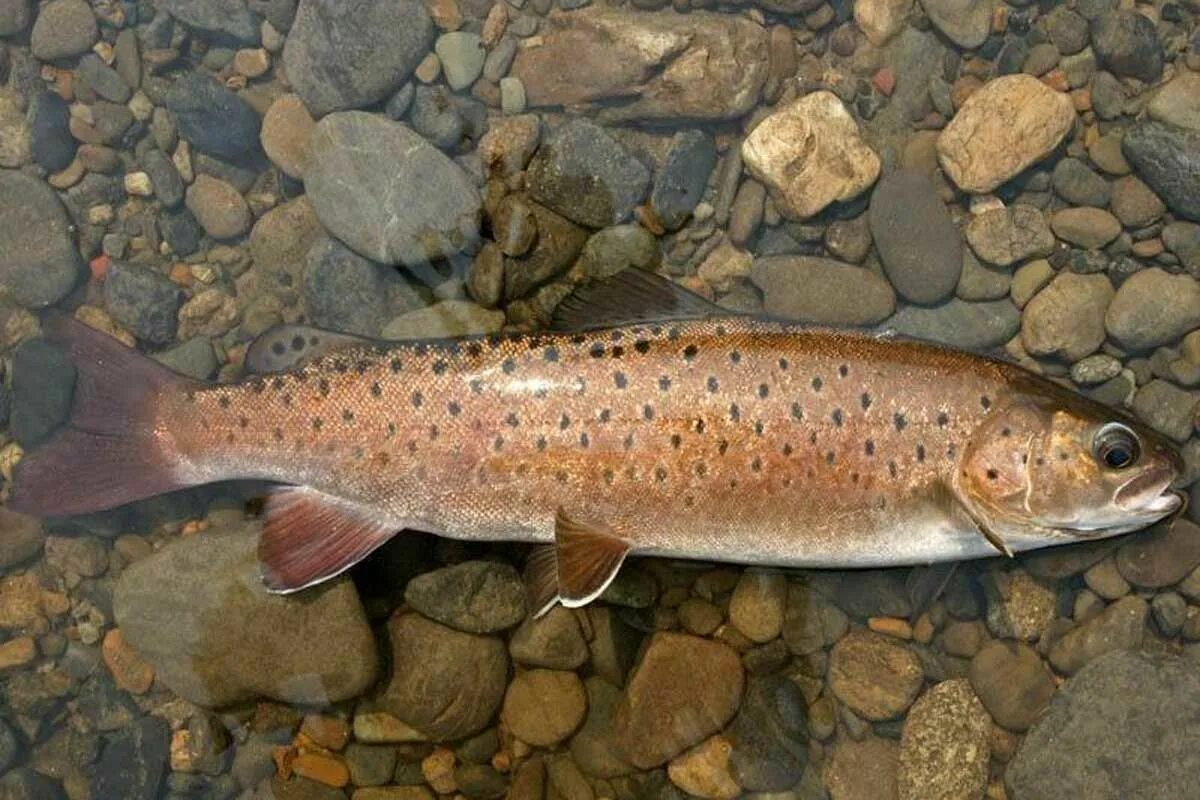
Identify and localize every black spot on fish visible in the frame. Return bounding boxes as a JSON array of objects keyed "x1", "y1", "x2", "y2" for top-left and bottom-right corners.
[
  {"x1": 655, "y1": 466, "x2": 668, "y2": 482},
  {"x1": 273, "y1": 427, "x2": 284, "y2": 442},
  {"x1": 809, "y1": 431, "x2": 818, "y2": 445},
  {"x1": 643, "y1": 404, "x2": 655, "y2": 421},
  {"x1": 469, "y1": 378, "x2": 484, "y2": 394},
  {"x1": 826, "y1": 451, "x2": 835, "y2": 465},
  {"x1": 783, "y1": 443, "x2": 793, "y2": 456},
  {"x1": 432, "y1": 360, "x2": 447, "y2": 375},
  {"x1": 447, "y1": 401, "x2": 461, "y2": 416},
  {"x1": 779, "y1": 358, "x2": 789, "y2": 370},
  {"x1": 543, "y1": 347, "x2": 559, "y2": 362},
  {"x1": 916, "y1": 444, "x2": 926, "y2": 462},
  {"x1": 226, "y1": 432, "x2": 235, "y2": 444},
  {"x1": 861, "y1": 392, "x2": 872, "y2": 410},
  {"x1": 670, "y1": 434, "x2": 682, "y2": 449},
  {"x1": 851, "y1": 472, "x2": 859, "y2": 483},
  {"x1": 505, "y1": 412, "x2": 519, "y2": 427},
  {"x1": 390, "y1": 357, "x2": 403, "y2": 373},
  {"x1": 659, "y1": 375, "x2": 672, "y2": 391},
  {"x1": 502, "y1": 358, "x2": 517, "y2": 373},
  {"x1": 467, "y1": 342, "x2": 483, "y2": 358},
  {"x1": 888, "y1": 460, "x2": 898, "y2": 478},
  {"x1": 812, "y1": 376, "x2": 823, "y2": 392},
  {"x1": 729, "y1": 403, "x2": 741, "y2": 422},
  {"x1": 981, "y1": 396, "x2": 992, "y2": 410},
  {"x1": 758, "y1": 383, "x2": 770, "y2": 399},
  {"x1": 614, "y1": 372, "x2": 627, "y2": 389},
  {"x1": 937, "y1": 412, "x2": 949, "y2": 427},
  {"x1": 333, "y1": 359, "x2": 348, "y2": 373},
  {"x1": 278, "y1": 392, "x2": 292, "y2": 406},
  {"x1": 312, "y1": 417, "x2": 323, "y2": 430},
  {"x1": 832, "y1": 408, "x2": 844, "y2": 427},
  {"x1": 1001, "y1": 427, "x2": 1011, "y2": 437},
  {"x1": 634, "y1": 340, "x2": 650, "y2": 355},
  {"x1": 599, "y1": 408, "x2": 611, "y2": 423},
  {"x1": 386, "y1": 422, "x2": 396, "y2": 437},
  {"x1": 252, "y1": 379, "x2": 266, "y2": 394},
  {"x1": 603, "y1": 468, "x2": 615, "y2": 485},
  {"x1": 238, "y1": 416, "x2": 248, "y2": 428},
  {"x1": 683, "y1": 344, "x2": 698, "y2": 361},
  {"x1": 536, "y1": 435, "x2": 547, "y2": 451},
  {"x1": 695, "y1": 462, "x2": 708, "y2": 477},
  {"x1": 411, "y1": 391, "x2": 423, "y2": 408},
  {"x1": 716, "y1": 324, "x2": 728, "y2": 336},
  {"x1": 865, "y1": 440, "x2": 875, "y2": 456},
  {"x1": 343, "y1": 409, "x2": 355, "y2": 423},
  {"x1": 271, "y1": 341, "x2": 285, "y2": 356},
  {"x1": 580, "y1": 432, "x2": 590, "y2": 448},
  {"x1": 694, "y1": 418, "x2": 706, "y2": 434},
  {"x1": 684, "y1": 495, "x2": 695, "y2": 508},
  {"x1": 791, "y1": 403, "x2": 804, "y2": 421},
  {"x1": 218, "y1": 396, "x2": 230, "y2": 409},
  {"x1": 986, "y1": 468, "x2": 998, "y2": 480},
  {"x1": 718, "y1": 440, "x2": 729, "y2": 456},
  {"x1": 355, "y1": 360, "x2": 370, "y2": 375},
  {"x1": 754, "y1": 420, "x2": 765, "y2": 436},
  {"x1": 271, "y1": 377, "x2": 285, "y2": 391},
  {"x1": 413, "y1": 343, "x2": 430, "y2": 357},
  {"x1": 371, "y1": 382, "x2": 382, "y2": 398},
  {"x1": 624, "y1": 434, "x2": 635, "y2": 450},
  {"x1": 707, "y1": 376, "x2": 720, "y2": 393},
  {"x1": 1036, "y1": 456, "x2": 1046, "y2": 466},
  {"x1": 589, "y1": 344, "x2": 606, "y2": 359},
  {"x1": 318, "y1": 379, "x2": 330, "y2": 397},
  {"x1": 894, "y1": 412, "x2": 907, "y2": 432},
  {"x1": 560, "y1": 413, "x2": 571, "y2": 430},
  {"x1": 611, "y1": 345, "x2": 624, "y2": 359},
  {"x1": 730, "y1": 351, "x2": 742, "y2": 365},
  {"x1": 667, "y1": 326, "x2": 681, "y2": 341},
  {"x1": 751, "y1": 456, "x2": 762, "y2": 472},
  {"x1": 839, "y1": 364, "x2": 849, "y2": 378},
  {"x1": 555, "y1": 470, "x2": 568, "y2": 484},
  {"x1": 408, "y1": 441, "x2": 418, "y2": 454}
]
